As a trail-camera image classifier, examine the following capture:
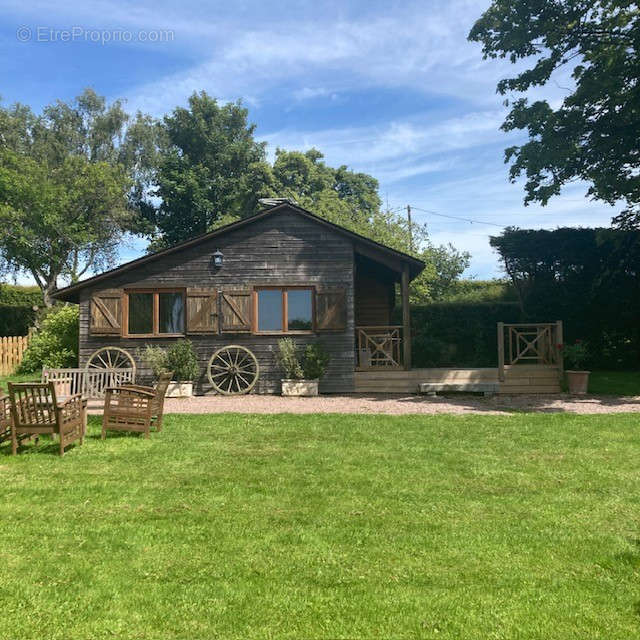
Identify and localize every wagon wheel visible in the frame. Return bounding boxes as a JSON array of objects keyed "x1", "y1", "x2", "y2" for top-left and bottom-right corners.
[
  {"x1": 207, "y1": 345, "x2": 259, "y2": 395},
  {"x1": 86, "y1": 346, "x2": 136, "y2": 373}
]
